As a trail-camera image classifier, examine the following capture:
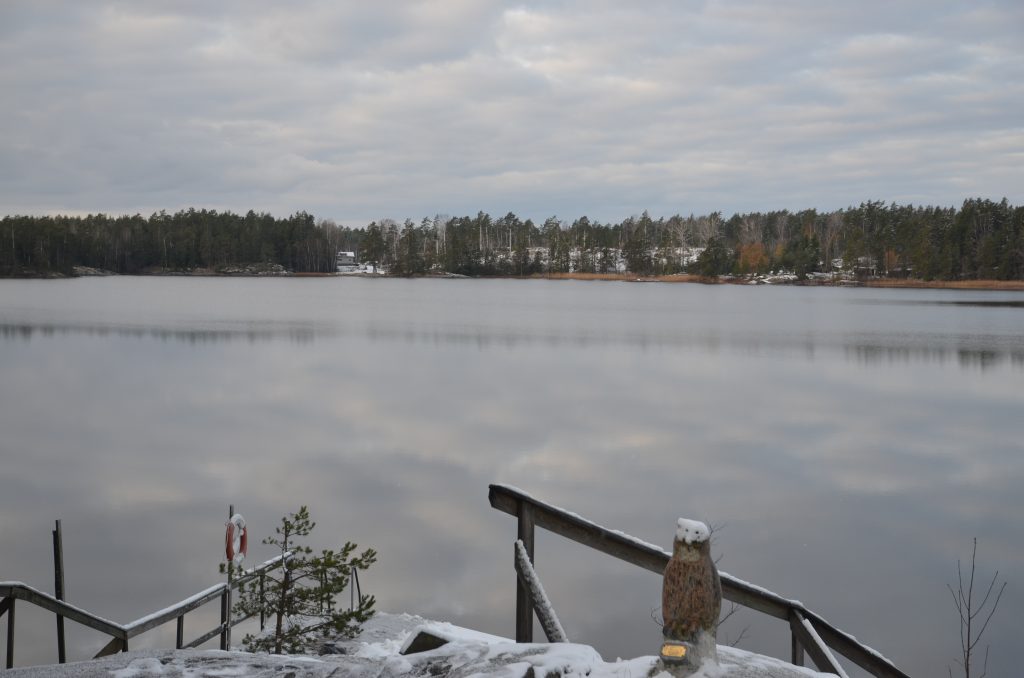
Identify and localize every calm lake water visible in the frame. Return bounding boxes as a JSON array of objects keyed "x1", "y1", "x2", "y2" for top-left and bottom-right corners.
[{"x1": 1, "y1": 277, "x2": 1022, "y2": 676}]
